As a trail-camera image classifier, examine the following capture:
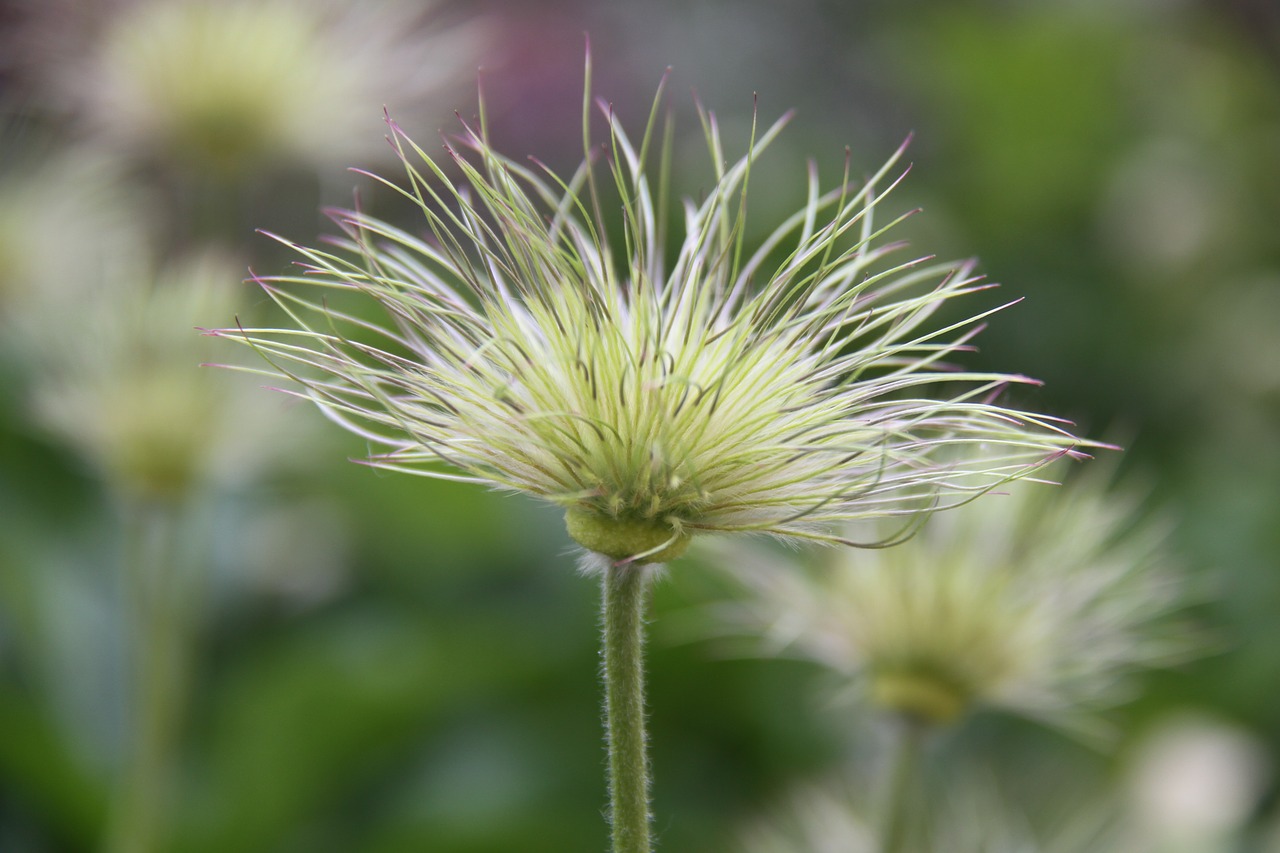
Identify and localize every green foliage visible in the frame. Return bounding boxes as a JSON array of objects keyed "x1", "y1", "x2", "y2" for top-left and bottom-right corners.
[{"x1": 2, "y1": 0, "x2": 1279, "y2": 850}]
